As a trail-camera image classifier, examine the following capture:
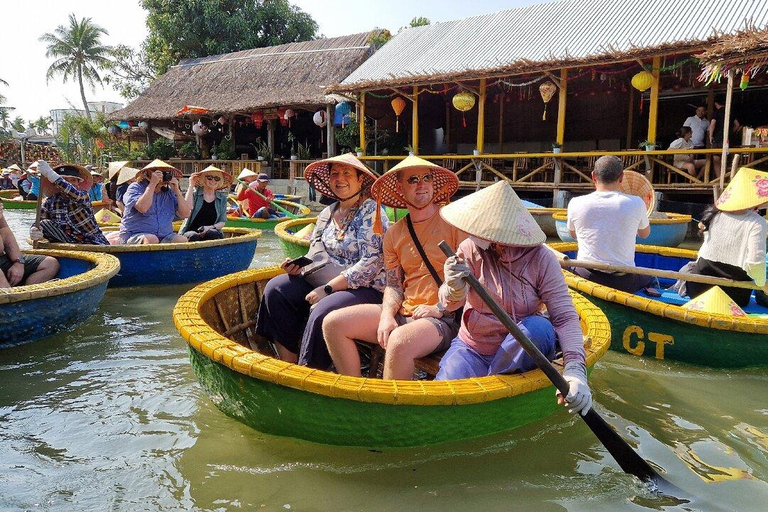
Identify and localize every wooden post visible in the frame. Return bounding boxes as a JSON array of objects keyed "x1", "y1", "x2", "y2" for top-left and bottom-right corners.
[
  {"x1": 647, "y1": 56, "x2": 661, "y2": 144},
  {"x1": 412, "y1": 86, "x2": 419, "y2": 154},
  {"x1": 720, "y1": 70, "x2": 734, "y2": 189},
  {"x1": 229, "y1": 119, "x2": 235, "y2": 148},
  {"x1": 498, "y1": 93, "x2": 504, "y2": 153},
  {"x1": 326, "y1": 104, "x2": 335, "y2": 157},
  {"x1": 267, "y1": 119, "x2": 275, "y2": 156},
  {"x1": 626, "y1": 86, "x2": 634, "y2": 148},
  {"x1": 445, "y1": 97, "x2": 452, "y2": 148},
  {"x1": 476, "y1": 79, "x2": 486, "y2": 153},
  {"x1": 358, "y1": 92, "x2": 366, "y2": 154},
  {"x1": 556, "y1": 69, "x2": 567, "y2": 145}
]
